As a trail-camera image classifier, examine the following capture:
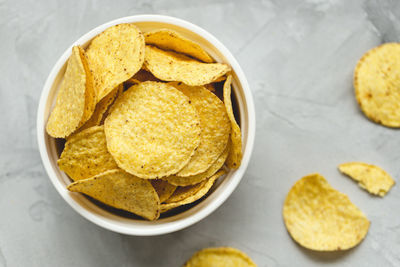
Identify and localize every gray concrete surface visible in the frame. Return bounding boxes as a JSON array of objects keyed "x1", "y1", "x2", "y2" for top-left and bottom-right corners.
[{"x1": 1, "y1": 0, "x2": 400, "y2": 266}]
